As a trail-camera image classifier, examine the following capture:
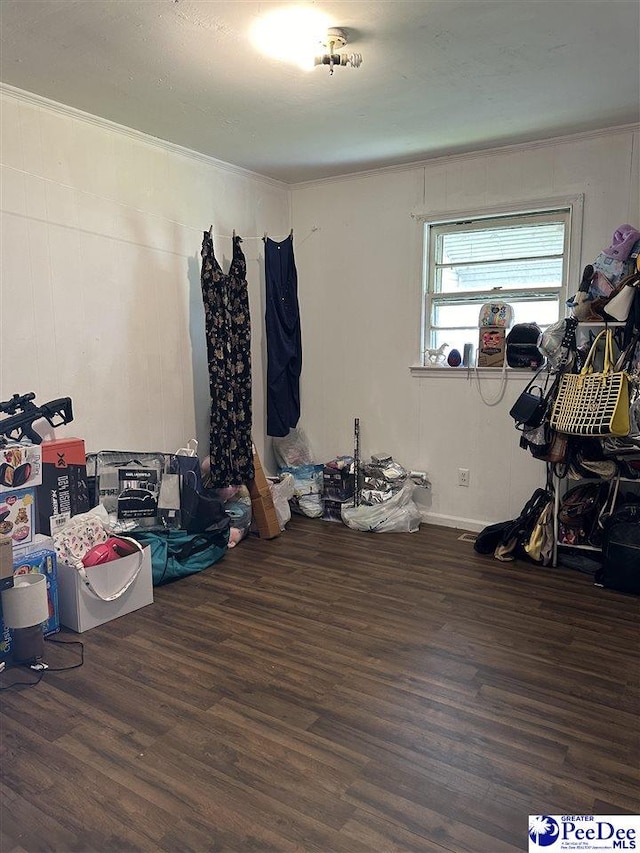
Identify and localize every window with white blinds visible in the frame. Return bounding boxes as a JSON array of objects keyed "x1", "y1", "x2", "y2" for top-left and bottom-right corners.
[{"x1": 422, "y1": 207, "x2": 572, "y2": 364}]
